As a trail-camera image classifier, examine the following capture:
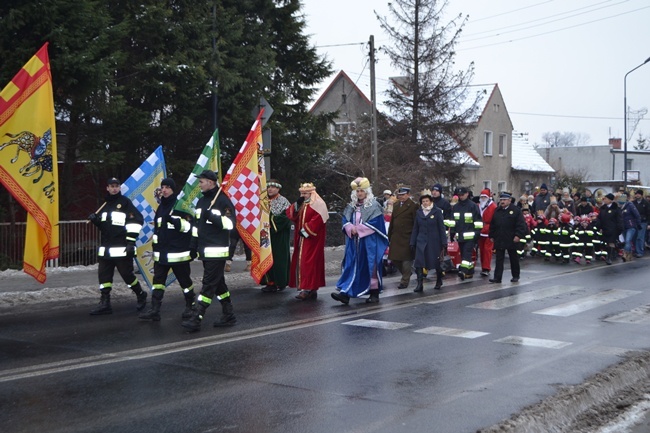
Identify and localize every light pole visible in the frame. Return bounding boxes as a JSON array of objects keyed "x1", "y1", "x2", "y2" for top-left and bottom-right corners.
[{"x1": 623, "y1": 56, "x2": 650, "y2": 189}]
